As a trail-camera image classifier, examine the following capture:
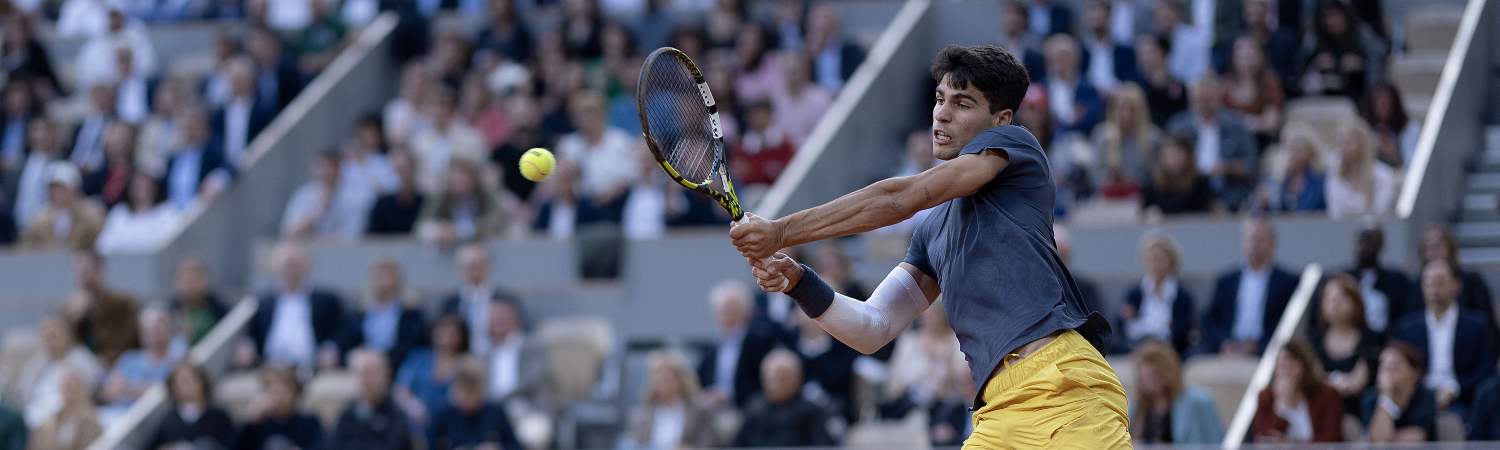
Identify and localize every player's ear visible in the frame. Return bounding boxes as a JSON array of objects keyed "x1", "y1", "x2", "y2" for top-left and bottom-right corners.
[{"x1": 994, "y1": 109, "x2": 1013, "y2": 126}]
